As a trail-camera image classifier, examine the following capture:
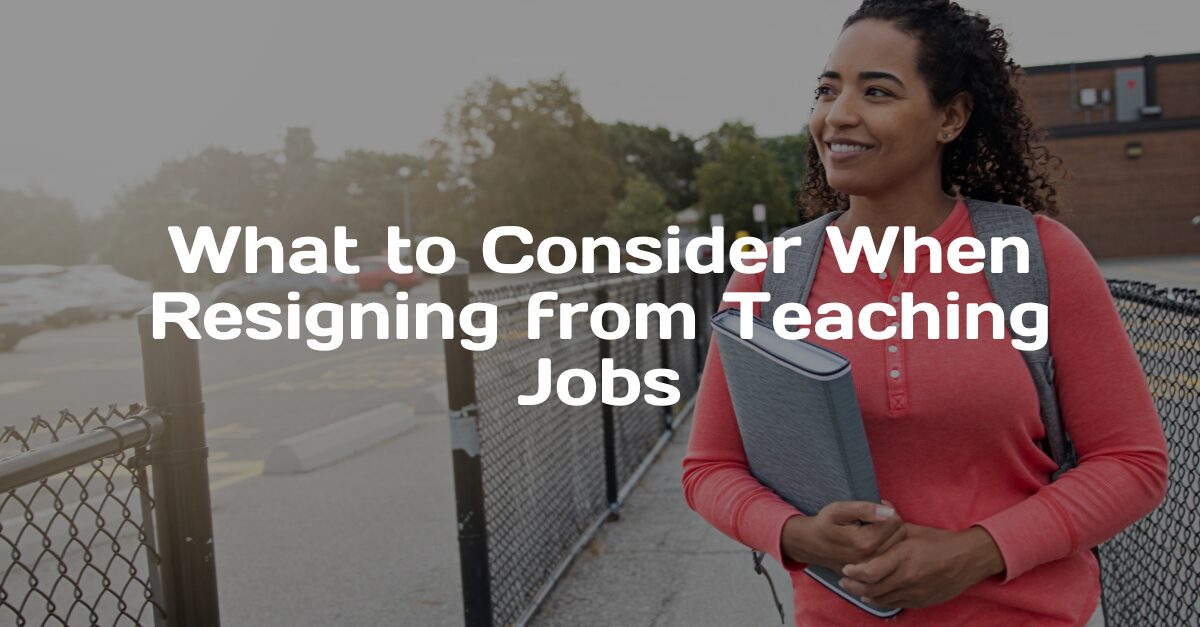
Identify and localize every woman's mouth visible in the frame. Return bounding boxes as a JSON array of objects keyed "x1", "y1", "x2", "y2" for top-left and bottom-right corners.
[{"x1": 826, "y1": 142, "x2": 874, "y2": 162}]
